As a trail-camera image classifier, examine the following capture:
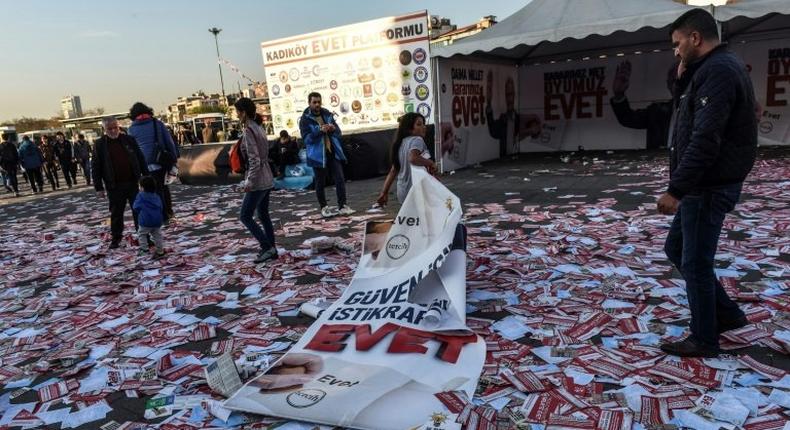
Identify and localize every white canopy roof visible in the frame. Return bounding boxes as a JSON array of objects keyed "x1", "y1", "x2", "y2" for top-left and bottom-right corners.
[
  {"x1": 432, "y1": 0, "x2": 693, "y2": 61},
  {"x1": 716, "y1": 0, "x2": 790, "y2": 40},
  {"x1": 432, "y1": 0, "x2": 790, "y2": 62}
]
